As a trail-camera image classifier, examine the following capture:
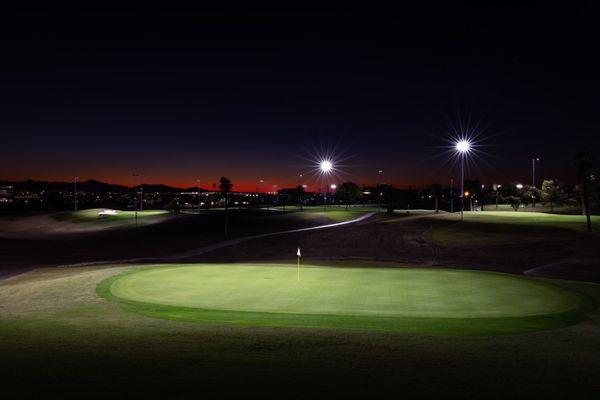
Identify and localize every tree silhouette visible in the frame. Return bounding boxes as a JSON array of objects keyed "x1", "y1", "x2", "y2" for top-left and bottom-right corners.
[
  {"x1": 219, "y1": 177, "x2": 233, "y2": 210},
  {"x1": 336, "y1": 182, "x2": 362, "y2": 210},
  {"x1": 430, "y1": 183, "x2": 442, "y2": 213},
  {"x1": 295, "y1": 185, "x2": 305, "y2": 211},
  {"x1": 574, "y1": 152, "x2": 594, "y2": 232},
  {"x1": 541, "y1": 179, "x2": 565, "y2": 212}
]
